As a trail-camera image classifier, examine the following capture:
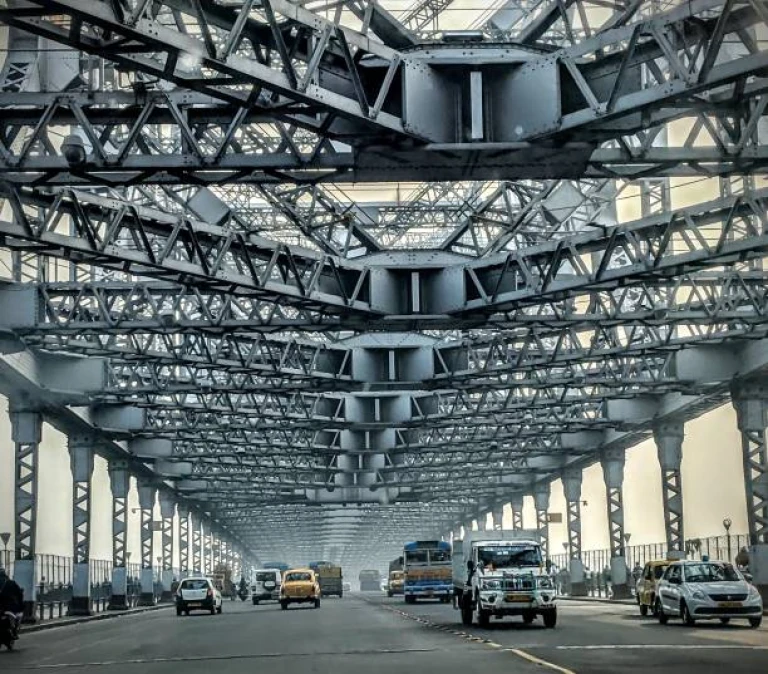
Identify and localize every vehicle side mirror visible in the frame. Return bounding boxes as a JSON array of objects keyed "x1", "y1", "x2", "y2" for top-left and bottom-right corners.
[
  {"x1": 744, "y1": 573, "x2": 753, "y2": 583},
  {"x1": 669, "y1": 577, "x2": 681, "y2": 585}
]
